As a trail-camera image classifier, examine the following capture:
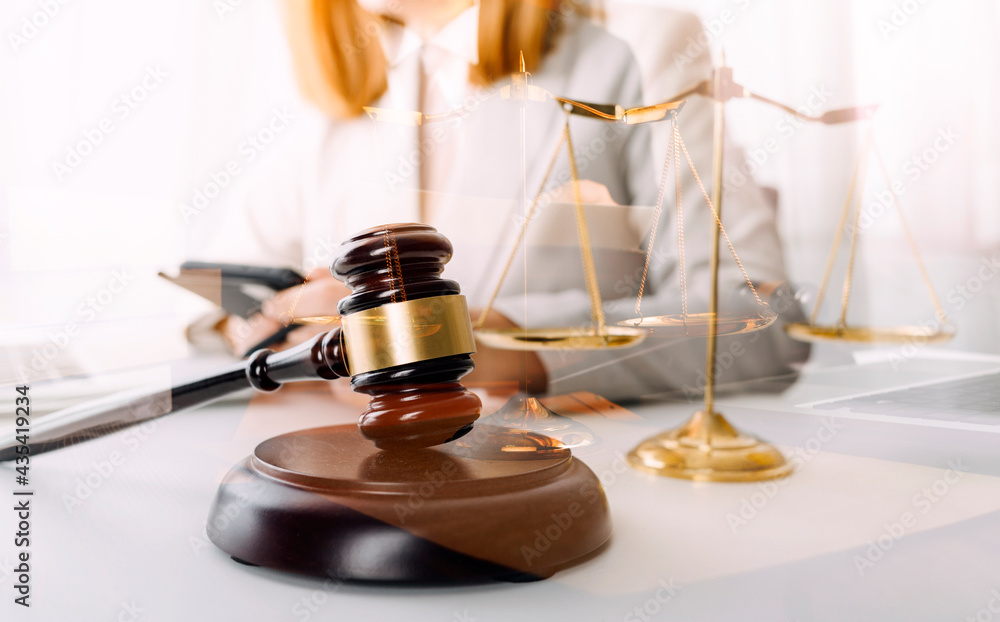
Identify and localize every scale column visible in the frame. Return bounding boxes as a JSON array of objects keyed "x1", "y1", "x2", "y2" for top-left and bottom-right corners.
[{"x1": 626, "y1": 55, "x2": 793, "y2": 482}]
